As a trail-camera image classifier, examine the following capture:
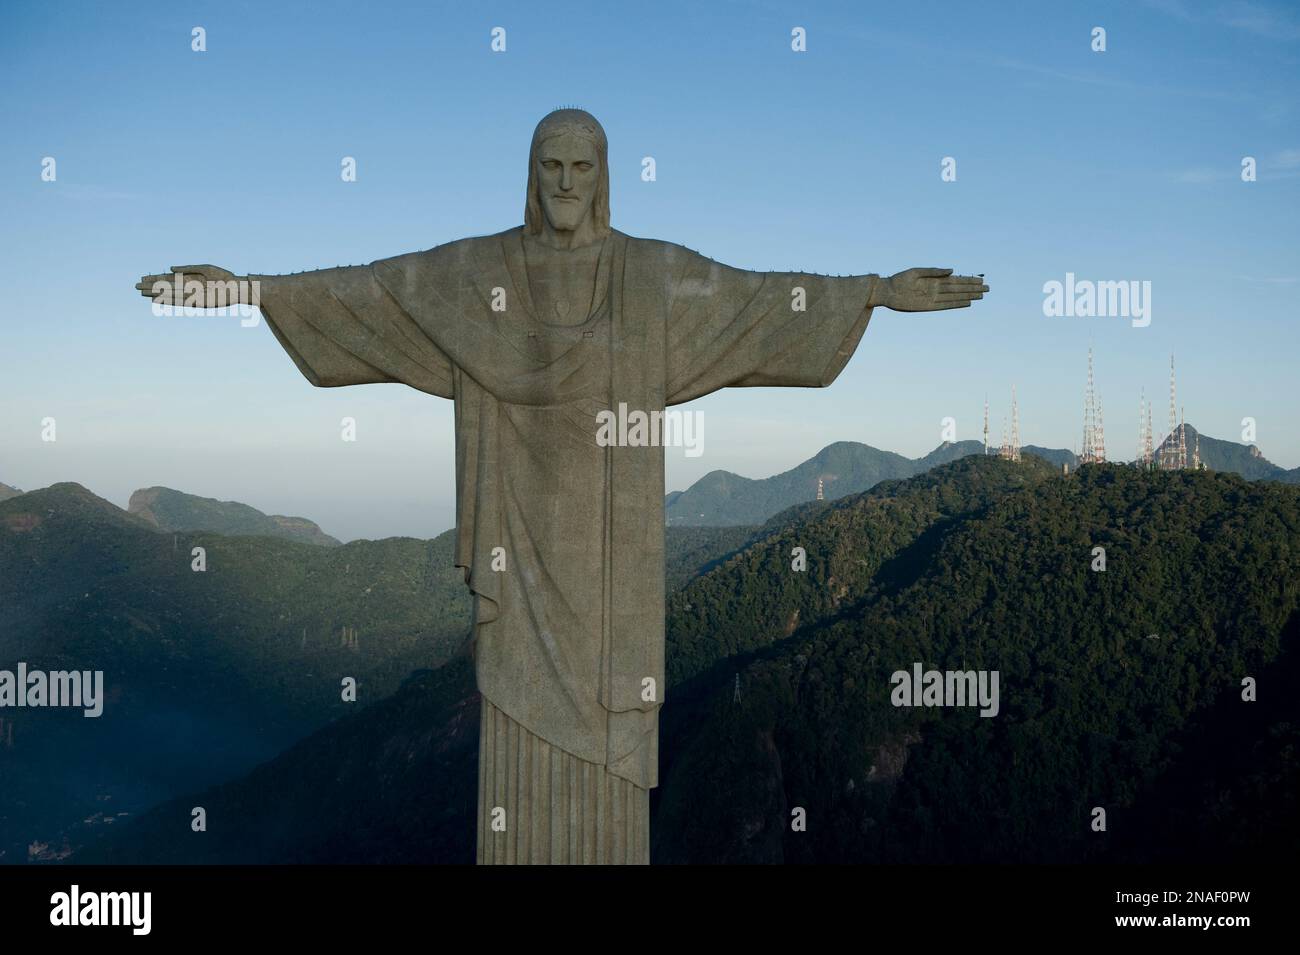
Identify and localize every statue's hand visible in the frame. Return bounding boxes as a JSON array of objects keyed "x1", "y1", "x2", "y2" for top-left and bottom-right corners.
[
  {"x1": 877, "y1": 268, "x2": 987, "y2": 312},
  {"x1": 135, "y1": 264, "x2": 247, "y2": 307}
]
